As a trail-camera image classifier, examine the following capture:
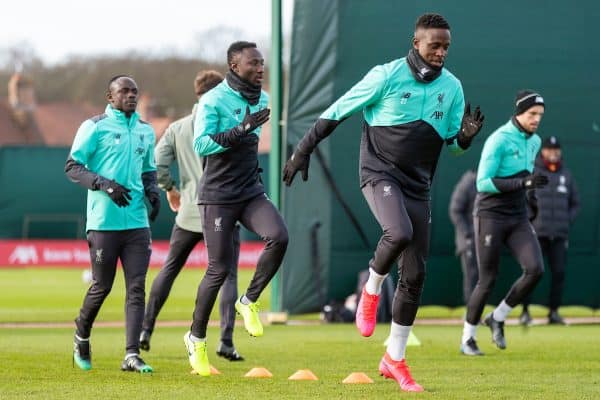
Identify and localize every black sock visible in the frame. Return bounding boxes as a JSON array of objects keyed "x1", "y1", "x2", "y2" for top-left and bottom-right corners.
[{"x1": 221, "y1": 339, "x2": 233, "y2": 347}]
